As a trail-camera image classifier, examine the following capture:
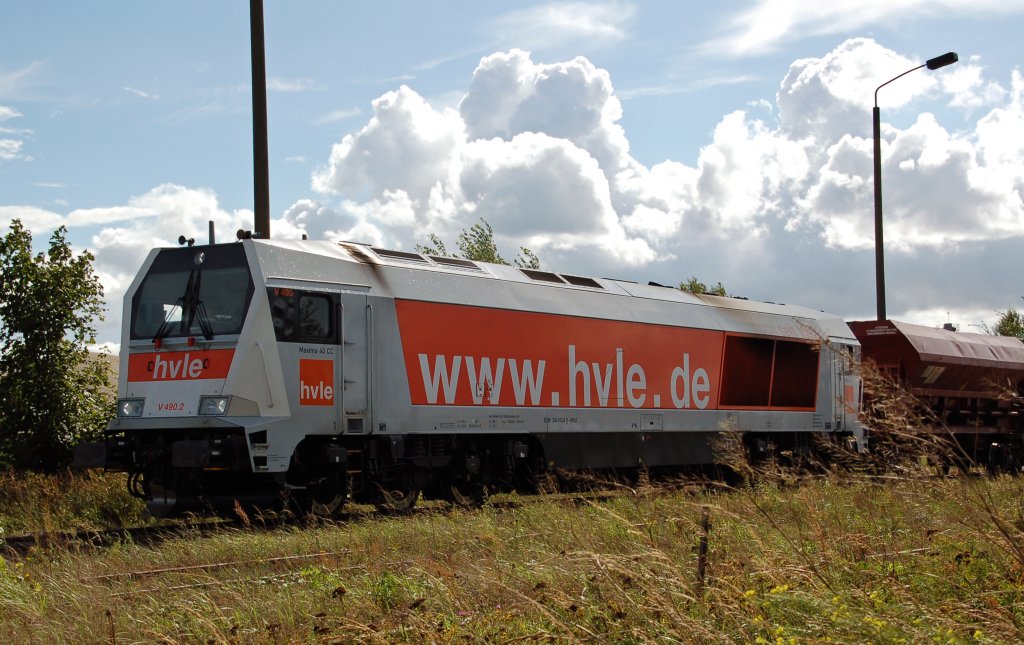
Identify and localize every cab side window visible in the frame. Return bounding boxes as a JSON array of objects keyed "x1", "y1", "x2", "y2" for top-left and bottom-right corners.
[
  {"x1": 269, "y1": 288, "x2": 338, "y2": 343},
  {"x1": 298, "y1": 294, "x2": 332, "y2": 341}
]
